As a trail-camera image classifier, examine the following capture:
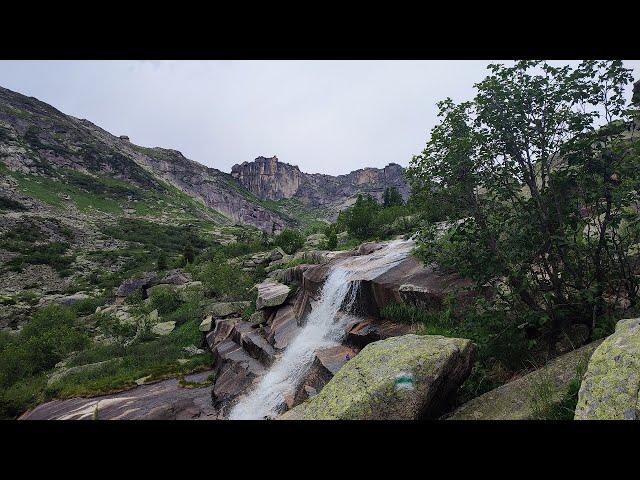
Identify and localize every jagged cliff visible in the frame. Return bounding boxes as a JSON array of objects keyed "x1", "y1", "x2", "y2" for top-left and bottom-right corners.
[
  {"x1": 0, "y1": 86, "x2": 288, "y2": 231},
  {"x1": 231, "y1": 156, "x2": 410, "y2": 213}
]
